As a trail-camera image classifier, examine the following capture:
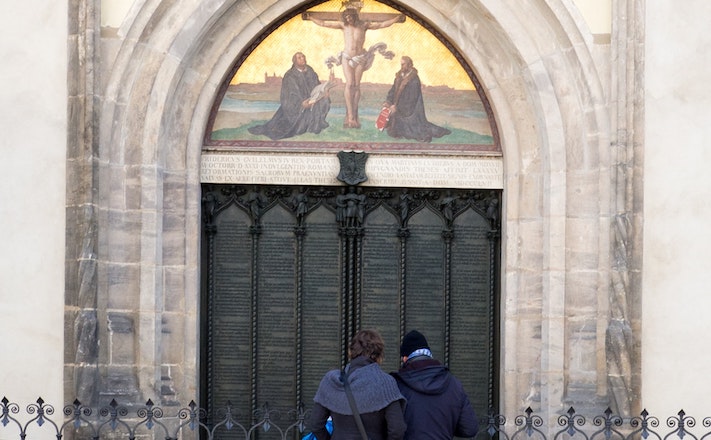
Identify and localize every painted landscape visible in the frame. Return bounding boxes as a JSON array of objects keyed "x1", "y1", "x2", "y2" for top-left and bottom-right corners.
[{"x1": 210, "y1": 80, "x2": 494, "y2": 147}]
